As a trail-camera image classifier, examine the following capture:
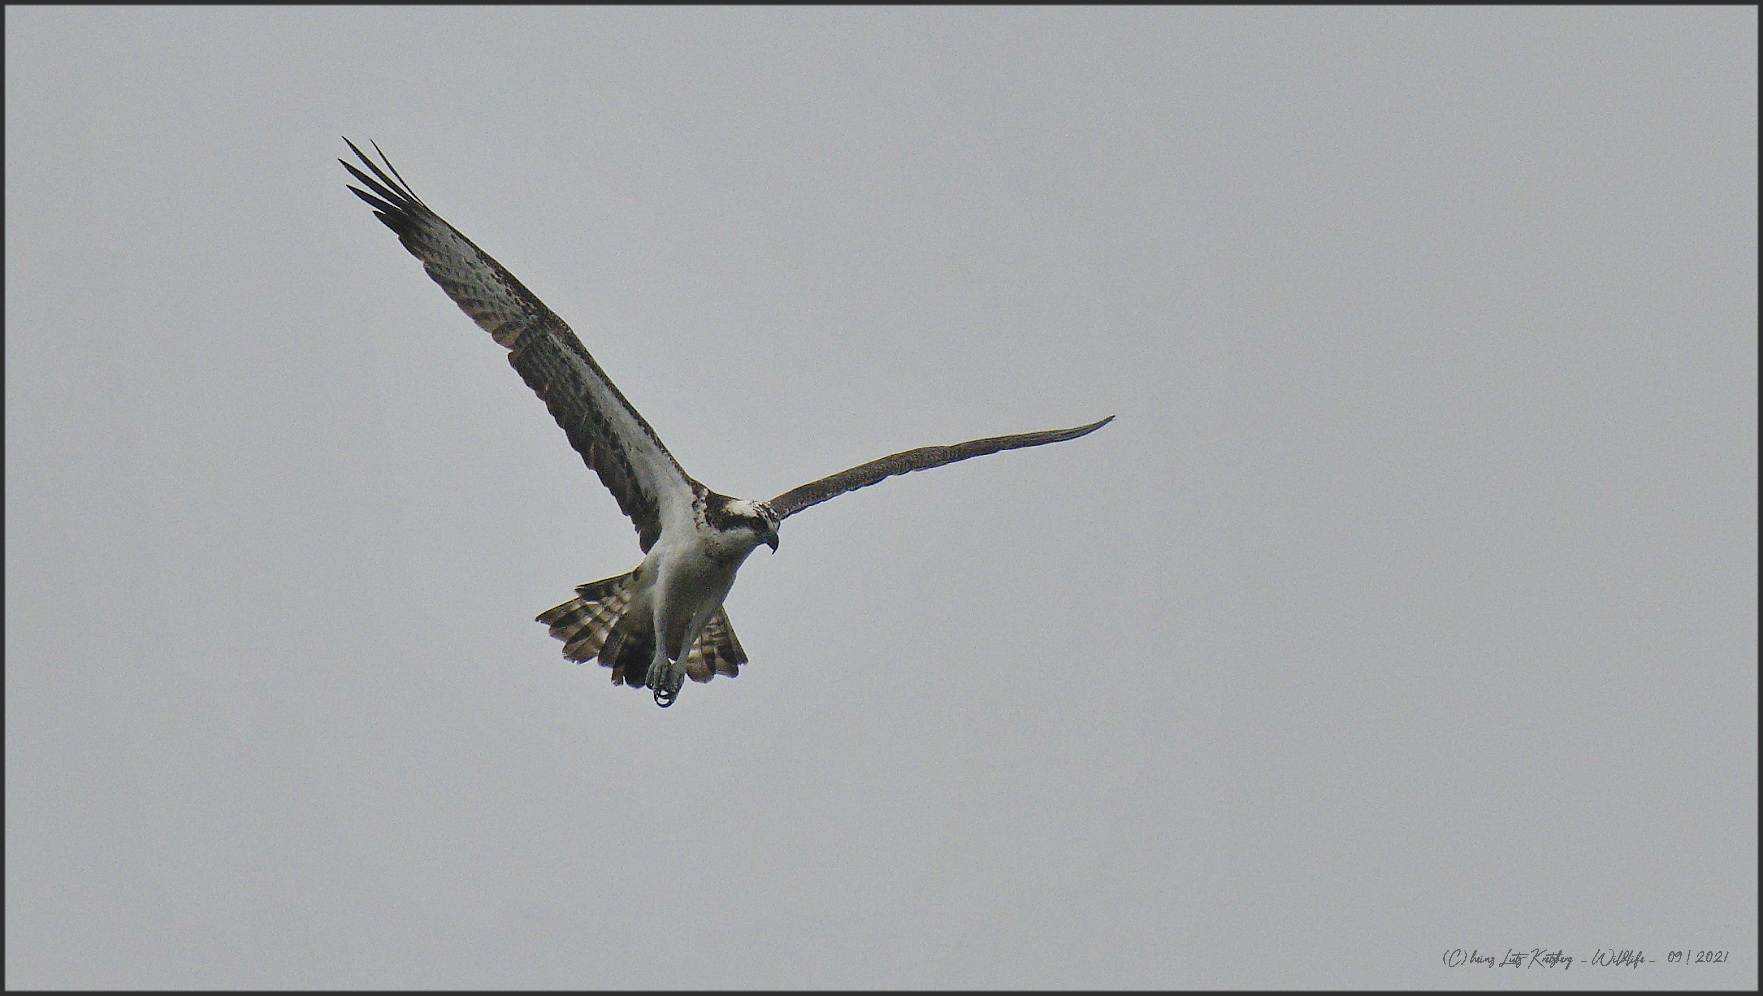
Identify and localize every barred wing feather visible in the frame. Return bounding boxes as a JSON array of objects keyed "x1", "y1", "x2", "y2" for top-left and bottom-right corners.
[
  {"x1": 341, "y1": 139, "x2": 695, "y2": 552},
  {"x1": 768, "y1": 416, "x2": 1113, "y2": 520}
]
